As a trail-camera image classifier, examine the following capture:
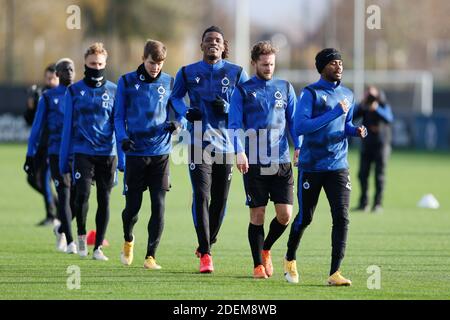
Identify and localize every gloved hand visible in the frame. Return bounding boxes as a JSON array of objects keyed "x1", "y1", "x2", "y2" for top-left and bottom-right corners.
[
  {"x1": 186, "y1": 108, "x2": 202, "y2": 123},
  {"x1": 164, "y1": 121, "x2": 181, "y2": 134},
  {"x1": 212, "y1": 95, "x2": 227, "y2": 115},
  {"x1": 121, "y1": 139, "x2": 136, "y2": 152},
  {"x1": 23, "y1": 156, "x2": 35, "y2": 176}
]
